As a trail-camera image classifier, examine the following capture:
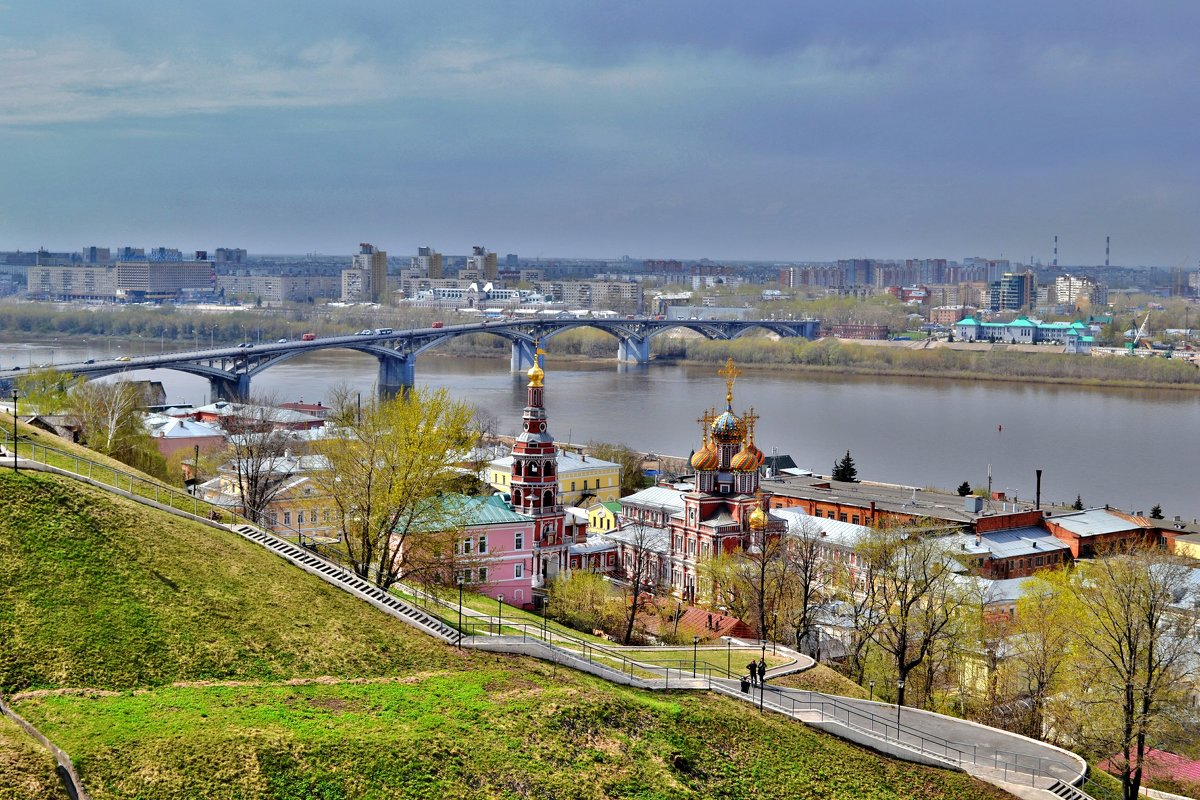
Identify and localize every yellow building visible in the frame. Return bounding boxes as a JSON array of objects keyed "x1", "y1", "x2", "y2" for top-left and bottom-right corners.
[
  {"x1": 487, "y1": 449, "x2": 621, "y2": 506},
  {"x1": 588, "y1": 501, "x2": 623, "y2": 533}
]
